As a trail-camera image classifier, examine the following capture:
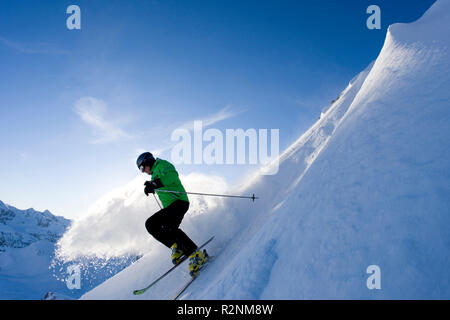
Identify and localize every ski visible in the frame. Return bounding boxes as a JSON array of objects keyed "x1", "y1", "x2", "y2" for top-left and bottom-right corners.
[
  {"x1": 133, "y1": 236, "x2": 214, "y2": 295},
  {"x1": 173, "y1": 256, "x2": 213, "y2": 300}
]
